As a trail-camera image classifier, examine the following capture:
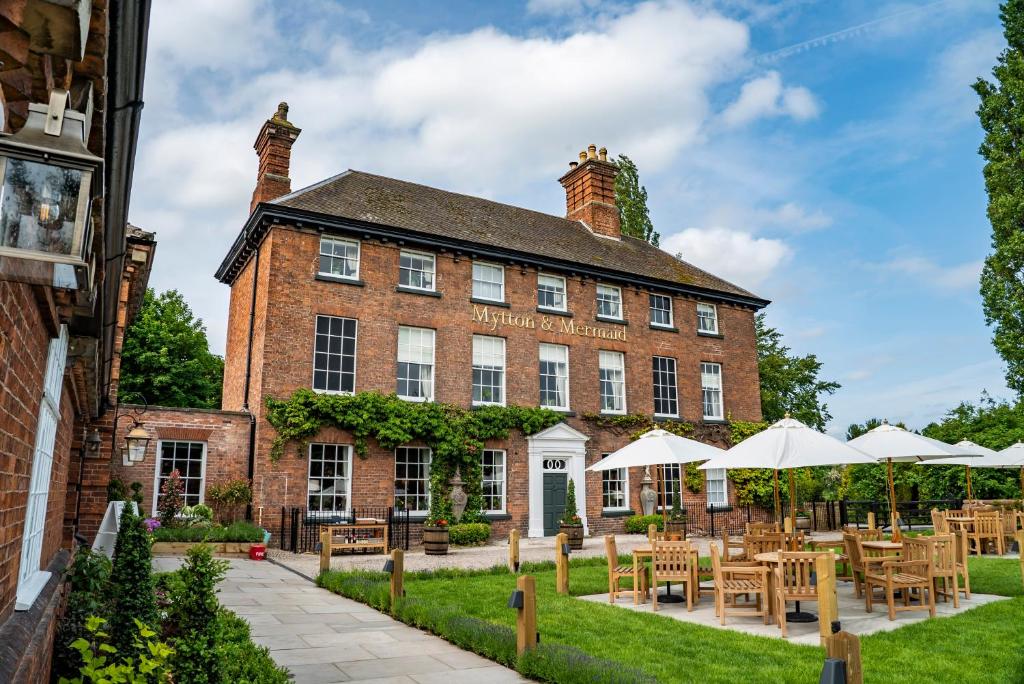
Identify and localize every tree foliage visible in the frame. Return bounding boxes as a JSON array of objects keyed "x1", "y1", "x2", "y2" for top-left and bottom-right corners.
[
  {"x1": 614, "y1": 155, "x2": 659, "y2": 246},
  {"x1": 119, "y1": 289, "x2": 224, "y2": 408},
  {"x1": 975, "y1": 0, "x2": 1024, "y2": 394},
  {"x1": 107, "y1": 506, "x2": 157, "y2": 662},
  {"x1": 756, "y1": 313, "x2": 840, "y2": 431}
]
